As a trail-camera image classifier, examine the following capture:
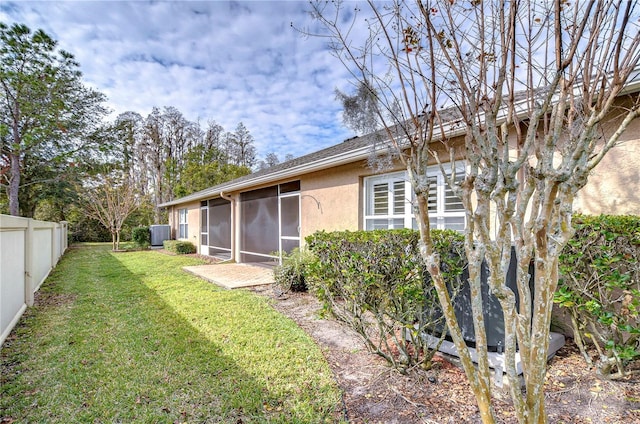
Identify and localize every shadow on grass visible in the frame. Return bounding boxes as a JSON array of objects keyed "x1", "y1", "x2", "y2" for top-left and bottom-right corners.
[{"x1": 1, "y1": 244, "x2": 337, "y2": 423}]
